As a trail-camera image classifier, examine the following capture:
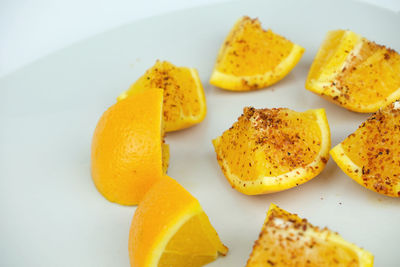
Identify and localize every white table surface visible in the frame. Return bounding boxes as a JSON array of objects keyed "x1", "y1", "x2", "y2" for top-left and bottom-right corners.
[{"x1": 1, "y1": 0, "x2": 399, "y2": 79}]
